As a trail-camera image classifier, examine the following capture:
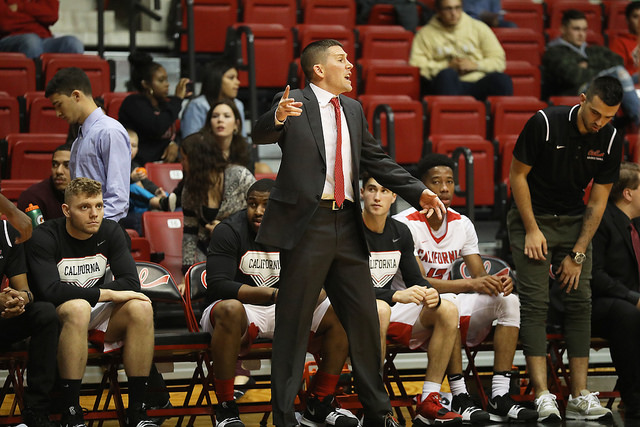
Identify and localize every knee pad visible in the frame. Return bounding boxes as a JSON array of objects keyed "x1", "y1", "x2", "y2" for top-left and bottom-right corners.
[{"x1": 495, "y1": 293, "x2": 520, "y2": 328}]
